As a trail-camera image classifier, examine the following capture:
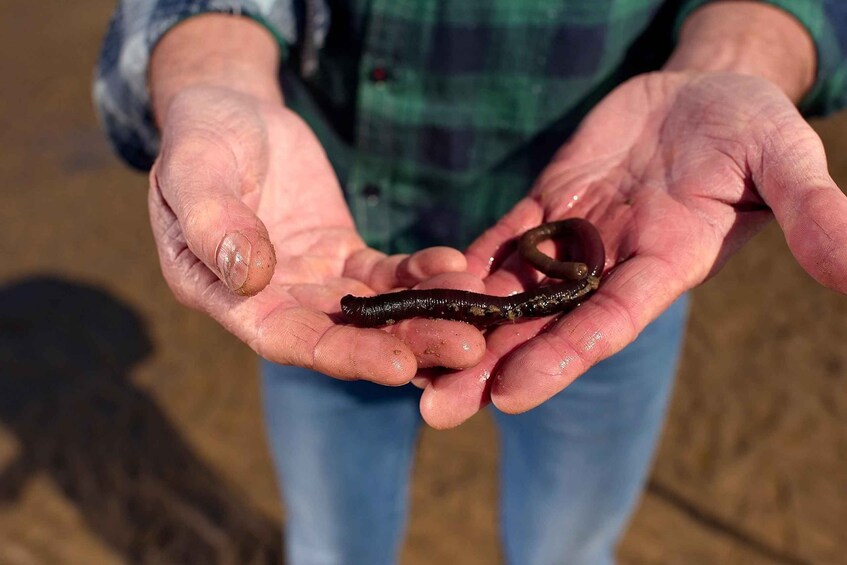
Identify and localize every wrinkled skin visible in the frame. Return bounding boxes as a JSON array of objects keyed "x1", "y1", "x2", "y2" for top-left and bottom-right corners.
[
  {"x1": 415, "y1": 72, "x2": 847, "y2": 428},
  {"x1": 149, "y1": 86, "x2": 486, "y2": 386},
  {"x1": 148, "y1": 73, "x2": 847, "y2": 428}
]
